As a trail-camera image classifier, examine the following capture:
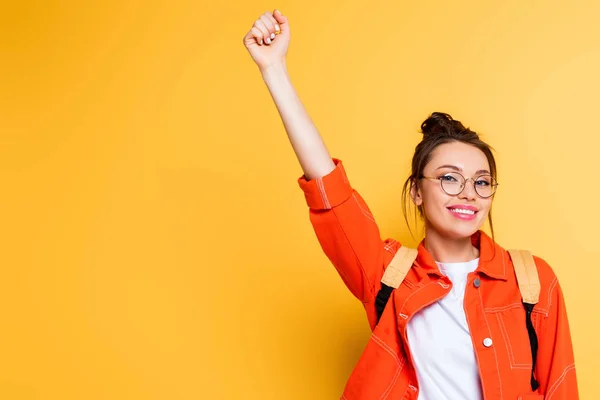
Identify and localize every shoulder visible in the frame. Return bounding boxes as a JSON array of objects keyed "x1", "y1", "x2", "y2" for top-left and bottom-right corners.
[
  {"x1": 531, "y1": 255, "x2": 558, "y2": 282},
  {"x1": 531, "y1": 254, "x2": 561, "y2": 315}
]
